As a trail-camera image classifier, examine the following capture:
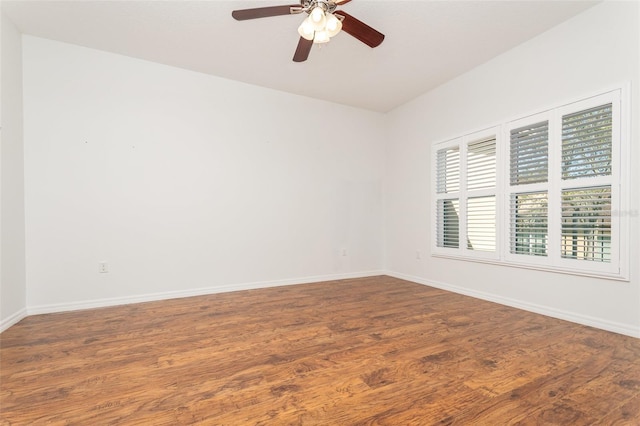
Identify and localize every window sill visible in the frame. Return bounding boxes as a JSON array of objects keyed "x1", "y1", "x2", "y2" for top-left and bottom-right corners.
[{"x1": 431, "y1": 252, "x2": 629, "y2": 282}]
